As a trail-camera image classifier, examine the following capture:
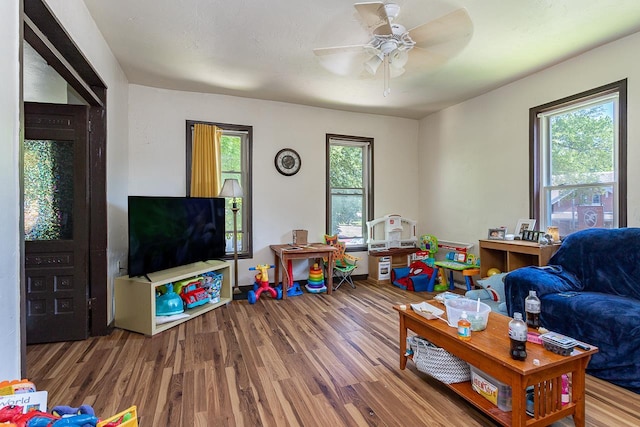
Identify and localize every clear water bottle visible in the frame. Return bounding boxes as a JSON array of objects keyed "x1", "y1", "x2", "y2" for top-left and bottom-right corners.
[
  {"x1": 525, "y1": 290, "x2": 541, "y2": 328},
  {"x1": 509, "y1": 312, "x2": 527, "y2": 360}
]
